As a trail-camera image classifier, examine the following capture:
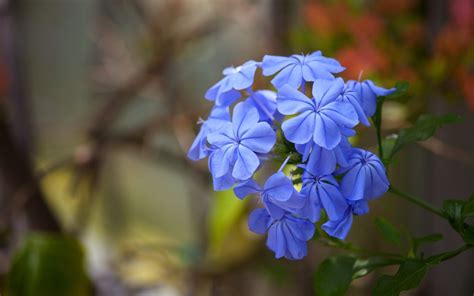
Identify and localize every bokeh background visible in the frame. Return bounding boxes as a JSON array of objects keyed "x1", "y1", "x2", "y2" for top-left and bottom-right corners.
[{"x1": 0, "y1": 0, "x2": 473, "y2": 295}]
